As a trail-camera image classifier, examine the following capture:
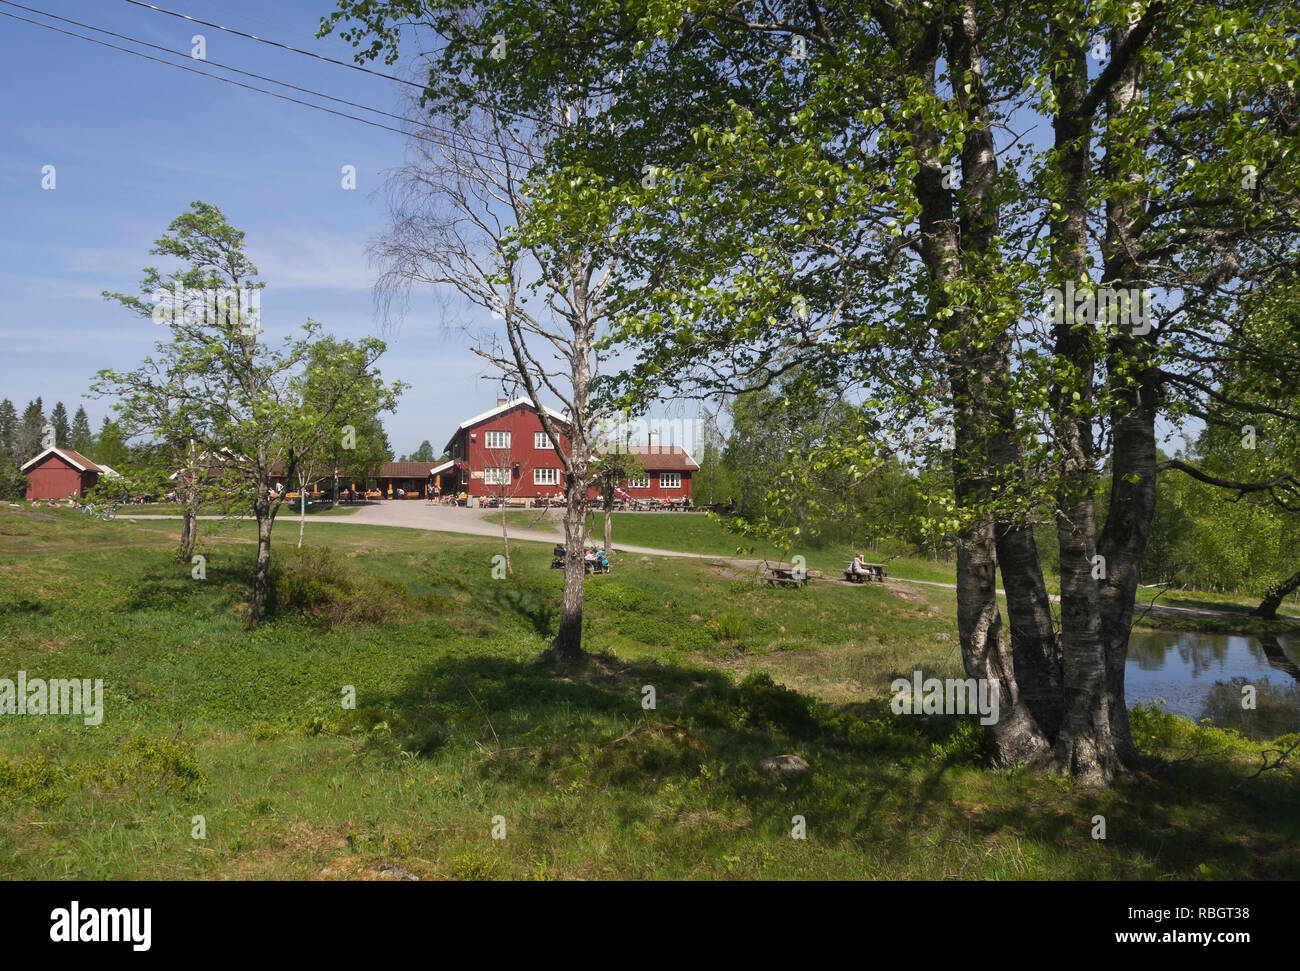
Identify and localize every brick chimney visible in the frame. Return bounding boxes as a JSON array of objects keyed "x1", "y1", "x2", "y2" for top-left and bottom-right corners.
[{"x1": 648, "y1": 430, "x2": 660, "y2": 450}]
